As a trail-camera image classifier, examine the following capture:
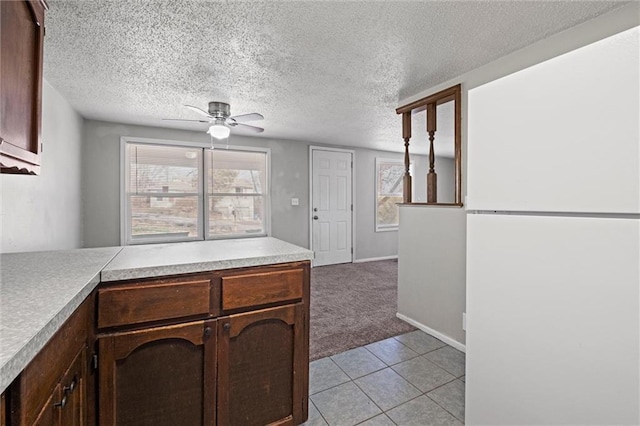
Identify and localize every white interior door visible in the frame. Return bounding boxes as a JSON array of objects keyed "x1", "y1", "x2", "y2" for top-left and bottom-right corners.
[{"x1": 311, "y1": 149, "x2": 353, "y2": 266}]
